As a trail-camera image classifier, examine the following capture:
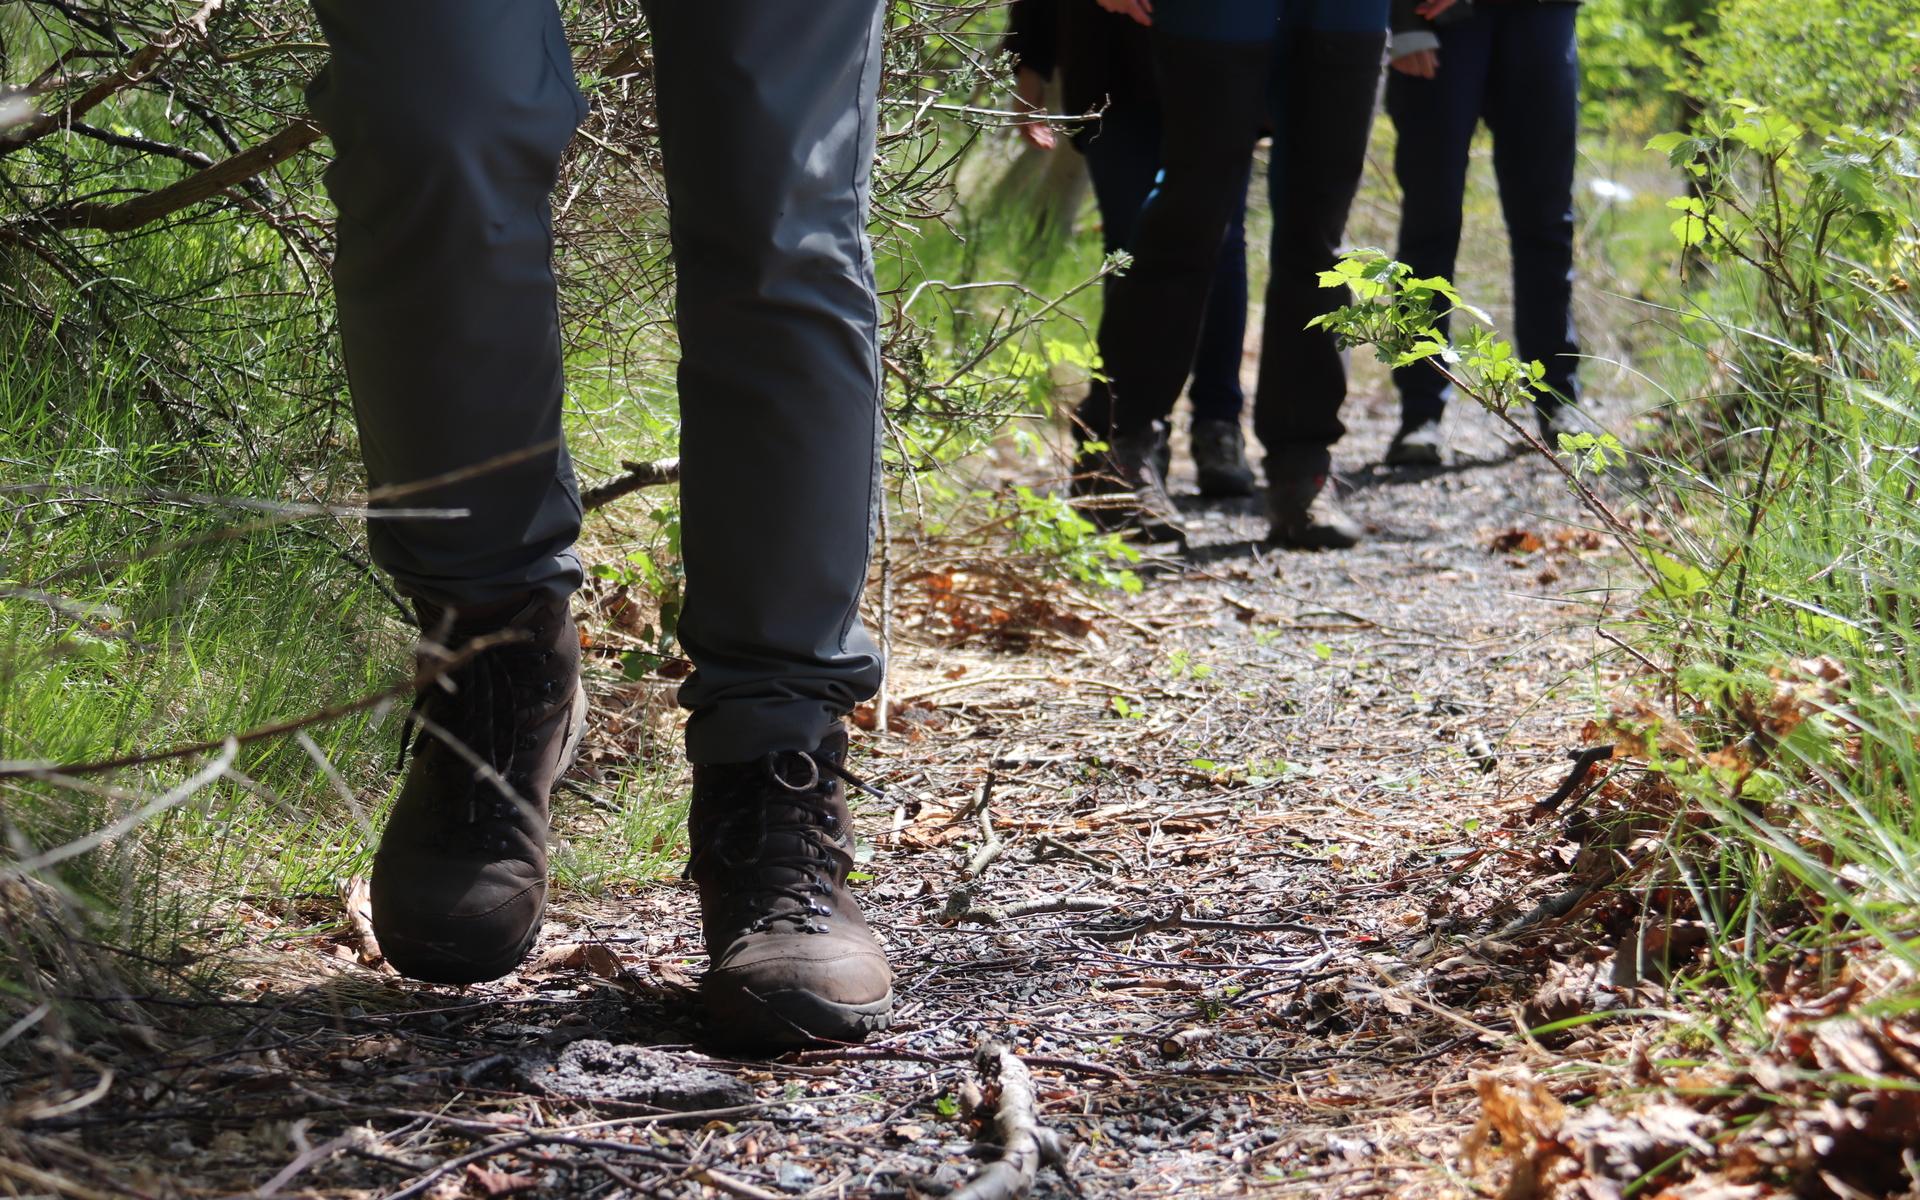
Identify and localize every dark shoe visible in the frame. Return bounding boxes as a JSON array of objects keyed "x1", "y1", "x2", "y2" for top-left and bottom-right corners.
[
  {"x1": 1191, "y1": 418, "x2": 1257, "y2": 497},
  {"x1": 371, "y1": 594, "x2": 587, "y2": 984},
  {"x1": 1265, "y1": 463, "x2": 1364, "y2": 550},
  {"x1": 1385, "y1": 416, "x2": 1444, "y2": 467},
  {"x1": 687, "y1": 729, "x2": 893, "y2": 1049},
  {"x1": 1100, "y1": 424, "x2": 1186, "y2": 543}
]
